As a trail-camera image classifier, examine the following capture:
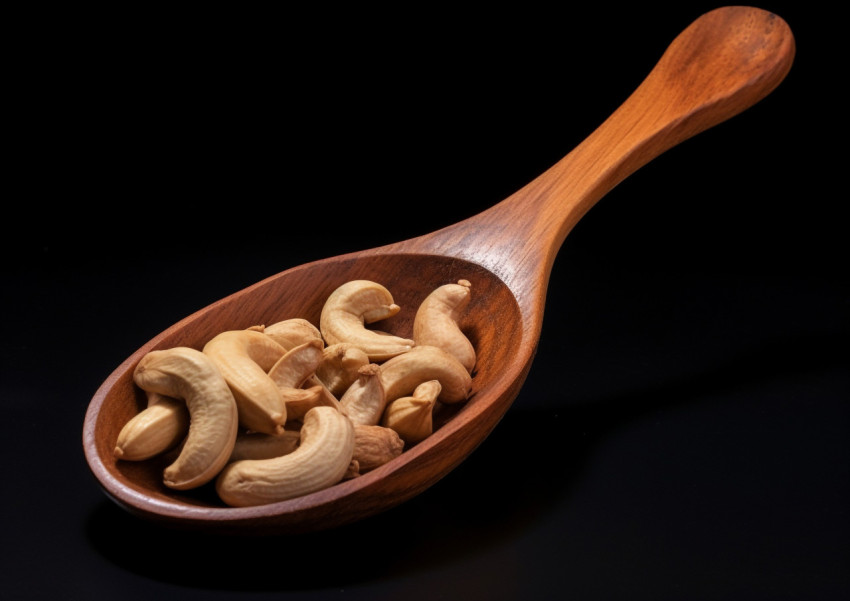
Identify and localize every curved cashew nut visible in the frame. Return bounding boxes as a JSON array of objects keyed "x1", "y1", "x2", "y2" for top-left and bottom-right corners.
[
  {"x1": 339, "y1": 363, "x2": 386, "y2": 426},
  {"x1": 320, "y1": 280, "x2": 414, "y2": 361},
  {"x1": 379, "y1": 345, "x2": 472, "y2": 404},
  {"x1": 413, "y1": 279, "x2": 476, "y2": 373},
  {"x1": 381, "y1": 379, "x2": 440, "y2": 444},
  {"x1": 113, "y1": 390, "x2": 190, "y2": 461},
  {"x1": 263, "y1": 318, "x2": 323, "y2": 350},
  {"x1": 315, "y1": 343, "x2": 370, "y2": 397},
  {"x1": 228, "y1": 430, "x2": 301, "y2": 463},
  {"x1": 352, "y1": 424, "x2": 405, "y2": 473},
  {"x1": 203, "y1": 329, "x2": 288, "y2": 435},
  {"x1": 216, "y1": 406, "x2": 355, "y2": 507},
  {"x1": 130, "y1": 346, "x2": 239, "y2": 490}
]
